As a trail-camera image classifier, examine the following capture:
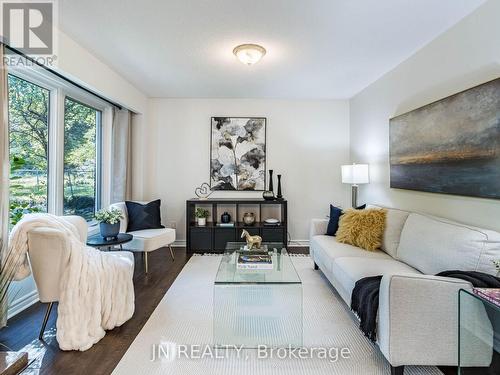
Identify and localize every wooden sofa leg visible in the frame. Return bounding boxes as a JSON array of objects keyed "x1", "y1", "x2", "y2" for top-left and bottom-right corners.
[
  {"x1": 314, "y1": 262, "x2": 319, "y2": 270},
  {"x1": 144, "y1": 252, "x2": 149, "y2": 274},
  {"x1": 390, "y1": 365, "x2": 404, "y2": 375}
]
